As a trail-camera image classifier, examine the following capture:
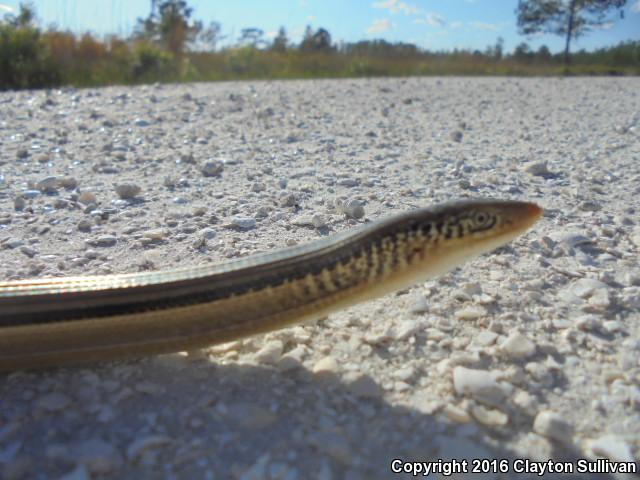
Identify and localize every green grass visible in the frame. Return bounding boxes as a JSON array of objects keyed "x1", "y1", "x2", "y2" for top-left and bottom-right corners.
[{"x1": 1, "y1": 24, "x2": 638, "y2": 91}]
